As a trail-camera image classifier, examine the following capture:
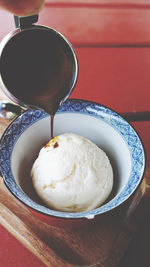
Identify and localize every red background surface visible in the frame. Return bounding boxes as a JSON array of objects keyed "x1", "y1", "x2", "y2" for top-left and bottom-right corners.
[{"x1": 0, "y1": 1, "x2": 150, "y2": 266}]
